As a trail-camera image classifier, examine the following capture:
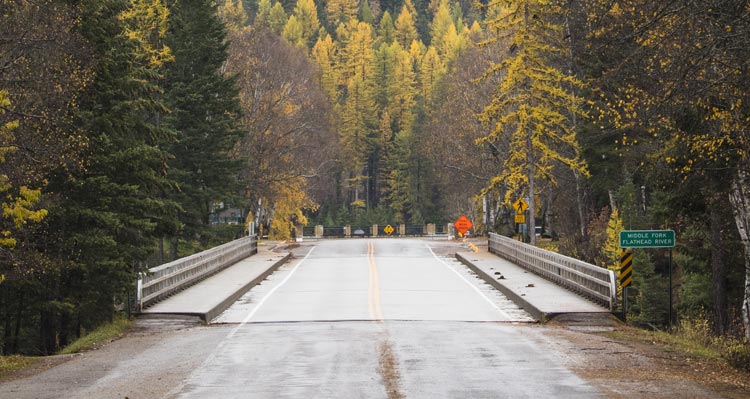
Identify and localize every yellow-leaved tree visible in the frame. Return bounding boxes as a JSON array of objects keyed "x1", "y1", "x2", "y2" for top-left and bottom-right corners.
[
  {"x1": 604, "y1": 206, "x2": 625, "y2": 270},
  {"x1": 477, "y1": 0, "x2": 588, "y2": 245},
  {"x1": 119, "y1": 0, "x2": 173, "y2": 68},
  {"x1": 267, "y1": 178, "x2": 316, "y2": 240},
  {"x1": 1, "y1": 90, "x2": 47, "y2": 285}
]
